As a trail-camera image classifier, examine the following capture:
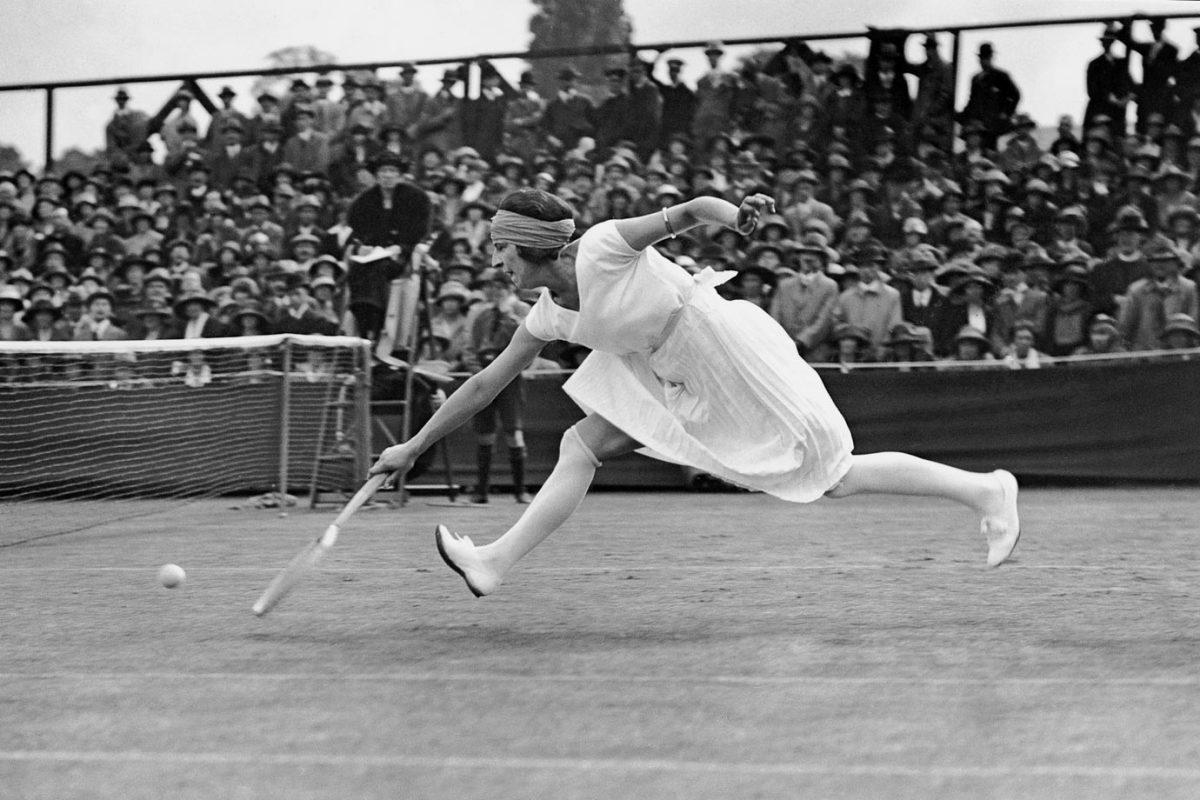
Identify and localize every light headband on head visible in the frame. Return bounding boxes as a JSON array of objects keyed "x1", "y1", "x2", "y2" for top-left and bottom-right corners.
[{"x1": 490, "y1": 209, "x2": 575, "y2": 249}]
